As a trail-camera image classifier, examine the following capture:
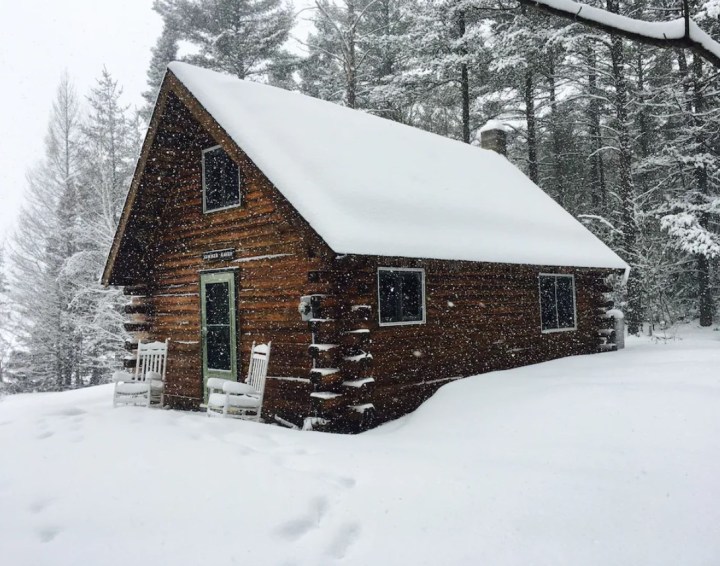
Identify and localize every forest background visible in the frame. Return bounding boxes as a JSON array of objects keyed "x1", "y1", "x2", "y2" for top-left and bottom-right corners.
[{"x1": 1, "y1": 0, "x2": 718, "y2": 390}]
